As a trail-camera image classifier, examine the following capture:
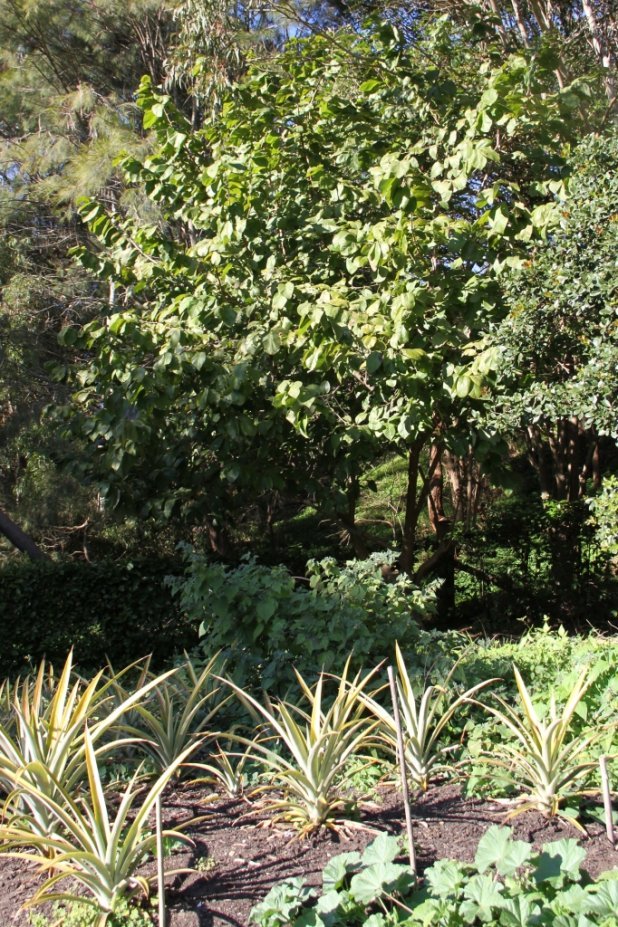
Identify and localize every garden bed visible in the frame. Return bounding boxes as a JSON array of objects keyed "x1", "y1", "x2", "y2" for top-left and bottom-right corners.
[{"x1": 2, "y1": 781, "x2": 616, "y2": 927}]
